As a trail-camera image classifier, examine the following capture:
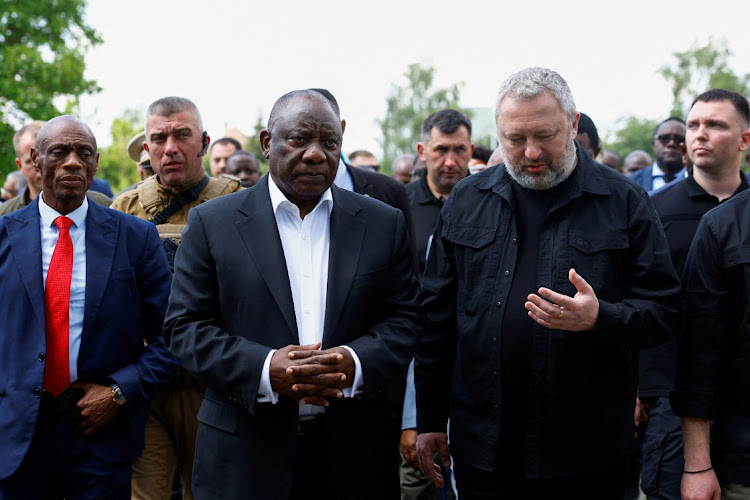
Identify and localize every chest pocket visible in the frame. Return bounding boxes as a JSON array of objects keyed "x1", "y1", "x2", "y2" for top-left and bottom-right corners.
[
  {"x1": 446, "y1": 226, "x2": 499, "y2": 316},
  {"x1": 568, "y1": 230, "x2": 629, "y2": 296}
]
